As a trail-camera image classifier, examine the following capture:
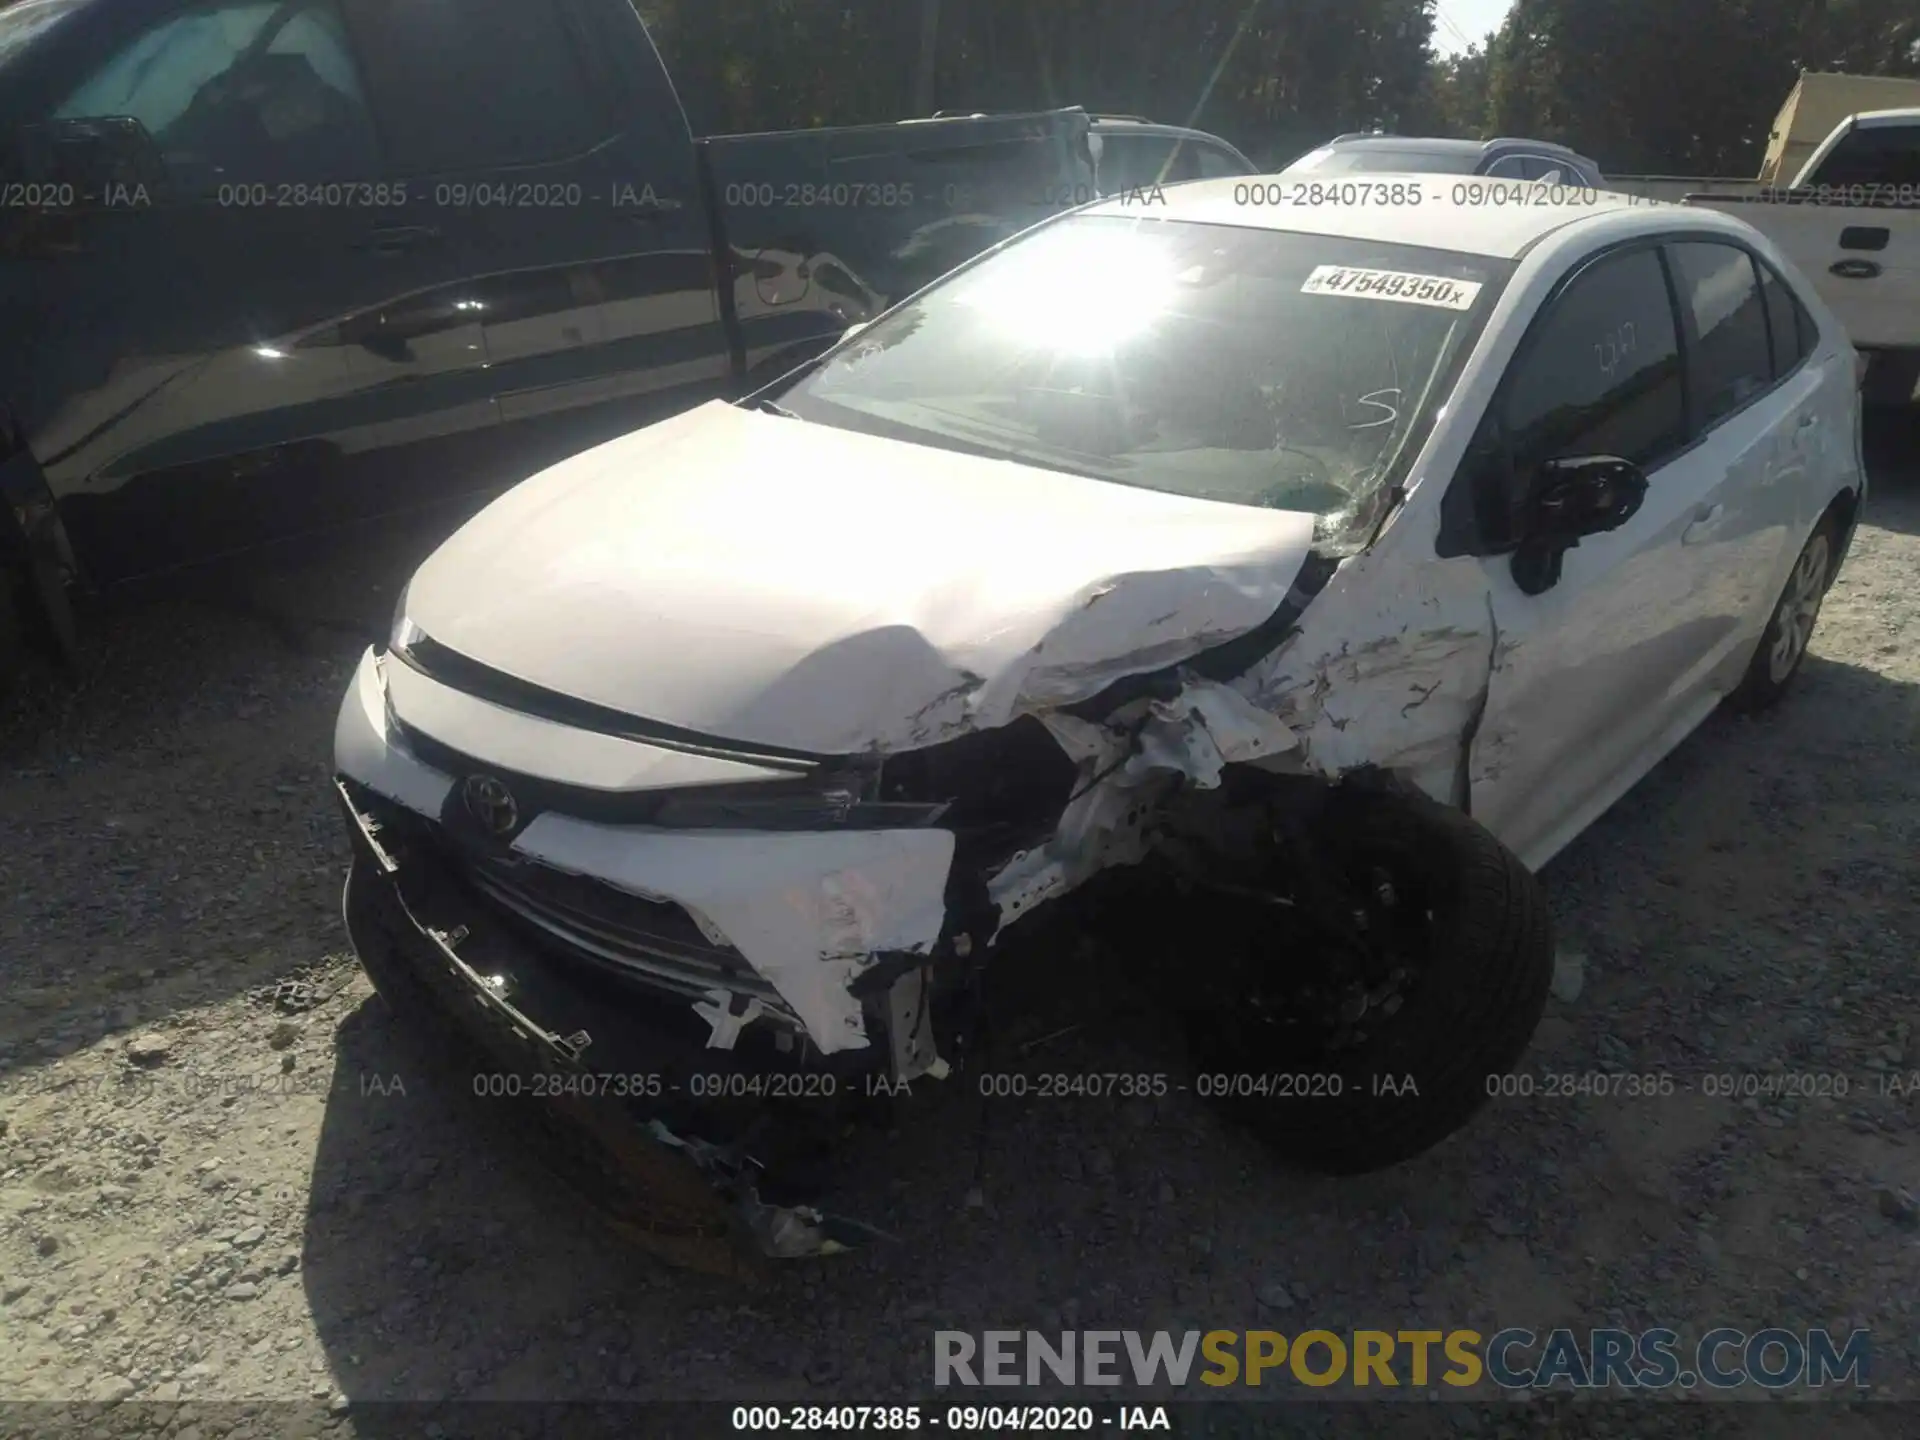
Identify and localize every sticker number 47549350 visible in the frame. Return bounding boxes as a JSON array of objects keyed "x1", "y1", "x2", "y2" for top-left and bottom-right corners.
[{"x1": 1301, "y1": 265, "x2": 1482, "y2": 310}]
